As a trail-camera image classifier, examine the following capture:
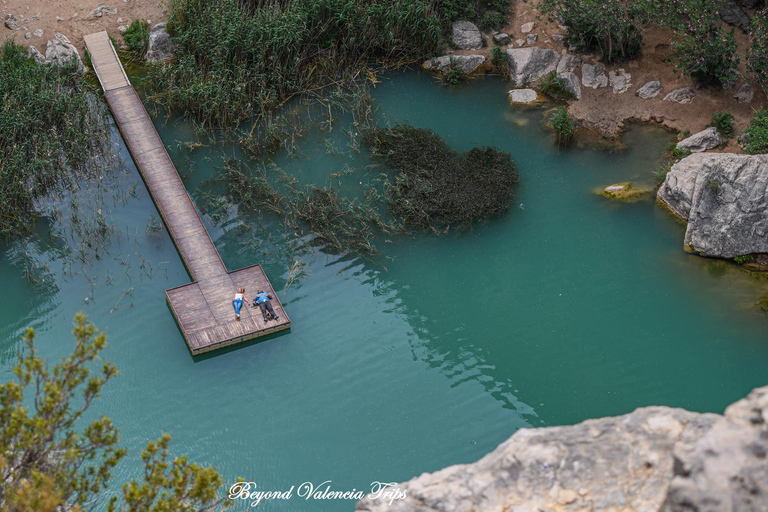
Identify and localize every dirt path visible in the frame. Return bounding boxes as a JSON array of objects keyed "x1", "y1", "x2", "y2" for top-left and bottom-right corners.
[{"x1": 1, "y1": 0, "x2": 166, "y2": 52}]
